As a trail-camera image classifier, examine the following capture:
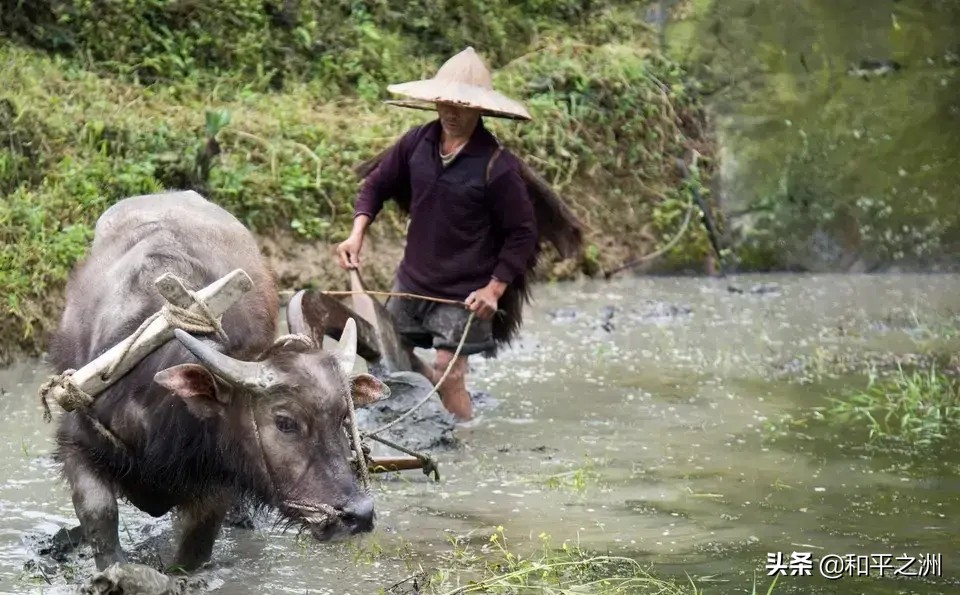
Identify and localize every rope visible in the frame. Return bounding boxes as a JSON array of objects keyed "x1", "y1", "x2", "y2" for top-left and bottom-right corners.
[
  {"x1": 602, "y1": 179, "x2": 698, "y2": 278},
  {"x1": 321, "y1": 290, "x2": 466, "y2": 308},
  {"x1": 38, "y1": 369, "x2": 83, "y2": 423},
  {"x1": 365, "y1": 310, "x2": 475, "y2": 437},
  {"x1": 604, "y1": 150, "x2": 705, "y2": 279},
  {"x1": 37, "y1": 369, "x2": 129, "y2": 452},
  {"x1": 102, "y1": 293, "x2": 229, "y2": 383},
  {"x1": 346, "y1": 378, "x2": 371, "y2": 494}
]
